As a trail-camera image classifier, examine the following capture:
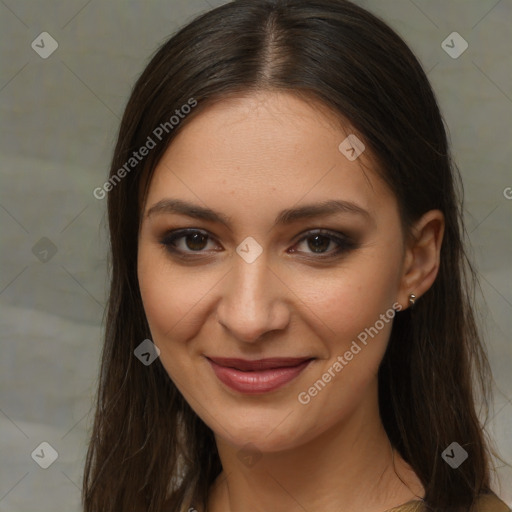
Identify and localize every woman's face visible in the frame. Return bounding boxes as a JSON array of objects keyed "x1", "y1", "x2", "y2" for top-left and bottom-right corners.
[{"x1": 137, "y1": 91, "x2": 409, "y2": 452}]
